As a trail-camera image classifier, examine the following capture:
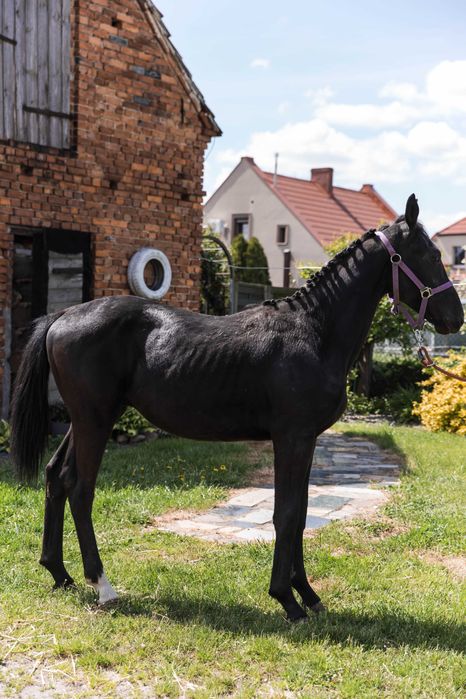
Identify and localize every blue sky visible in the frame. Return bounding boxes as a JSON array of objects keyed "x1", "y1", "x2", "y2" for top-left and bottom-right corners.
[{"x1": 156, "y1": 0, "x2": 466, "y2": 232}]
